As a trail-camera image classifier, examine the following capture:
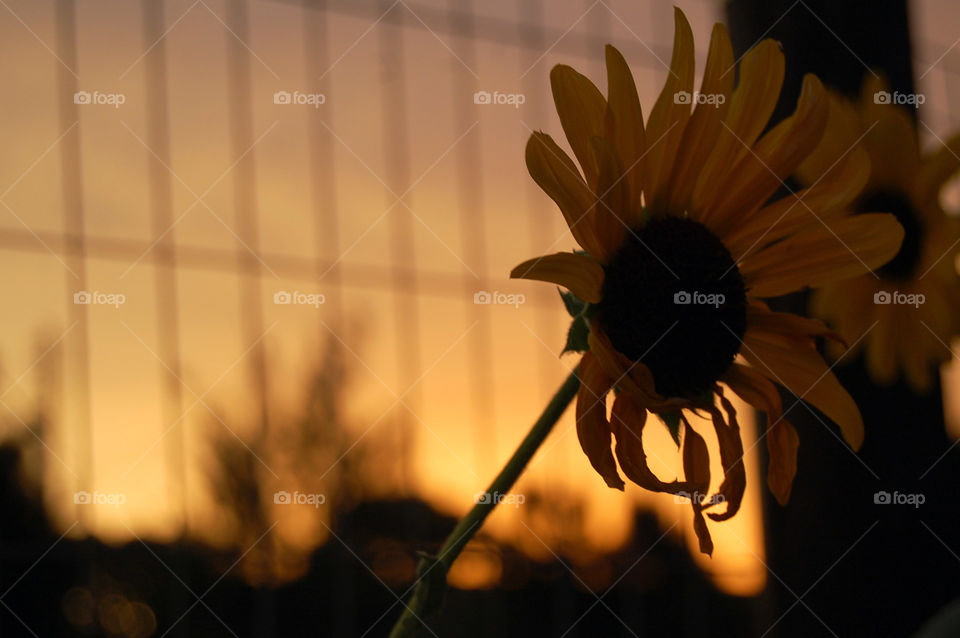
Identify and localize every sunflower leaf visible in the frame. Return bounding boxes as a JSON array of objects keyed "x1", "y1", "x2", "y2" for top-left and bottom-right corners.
[
  {"x1": 658, "y1": 411, "x2": 682, "y2": 447},
  {"x1": 558, "y1": 288, "x2": 587, "y2": 317},
  {"x1": 562, "y1": 314, "x2": 590, "y2": 354}
]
